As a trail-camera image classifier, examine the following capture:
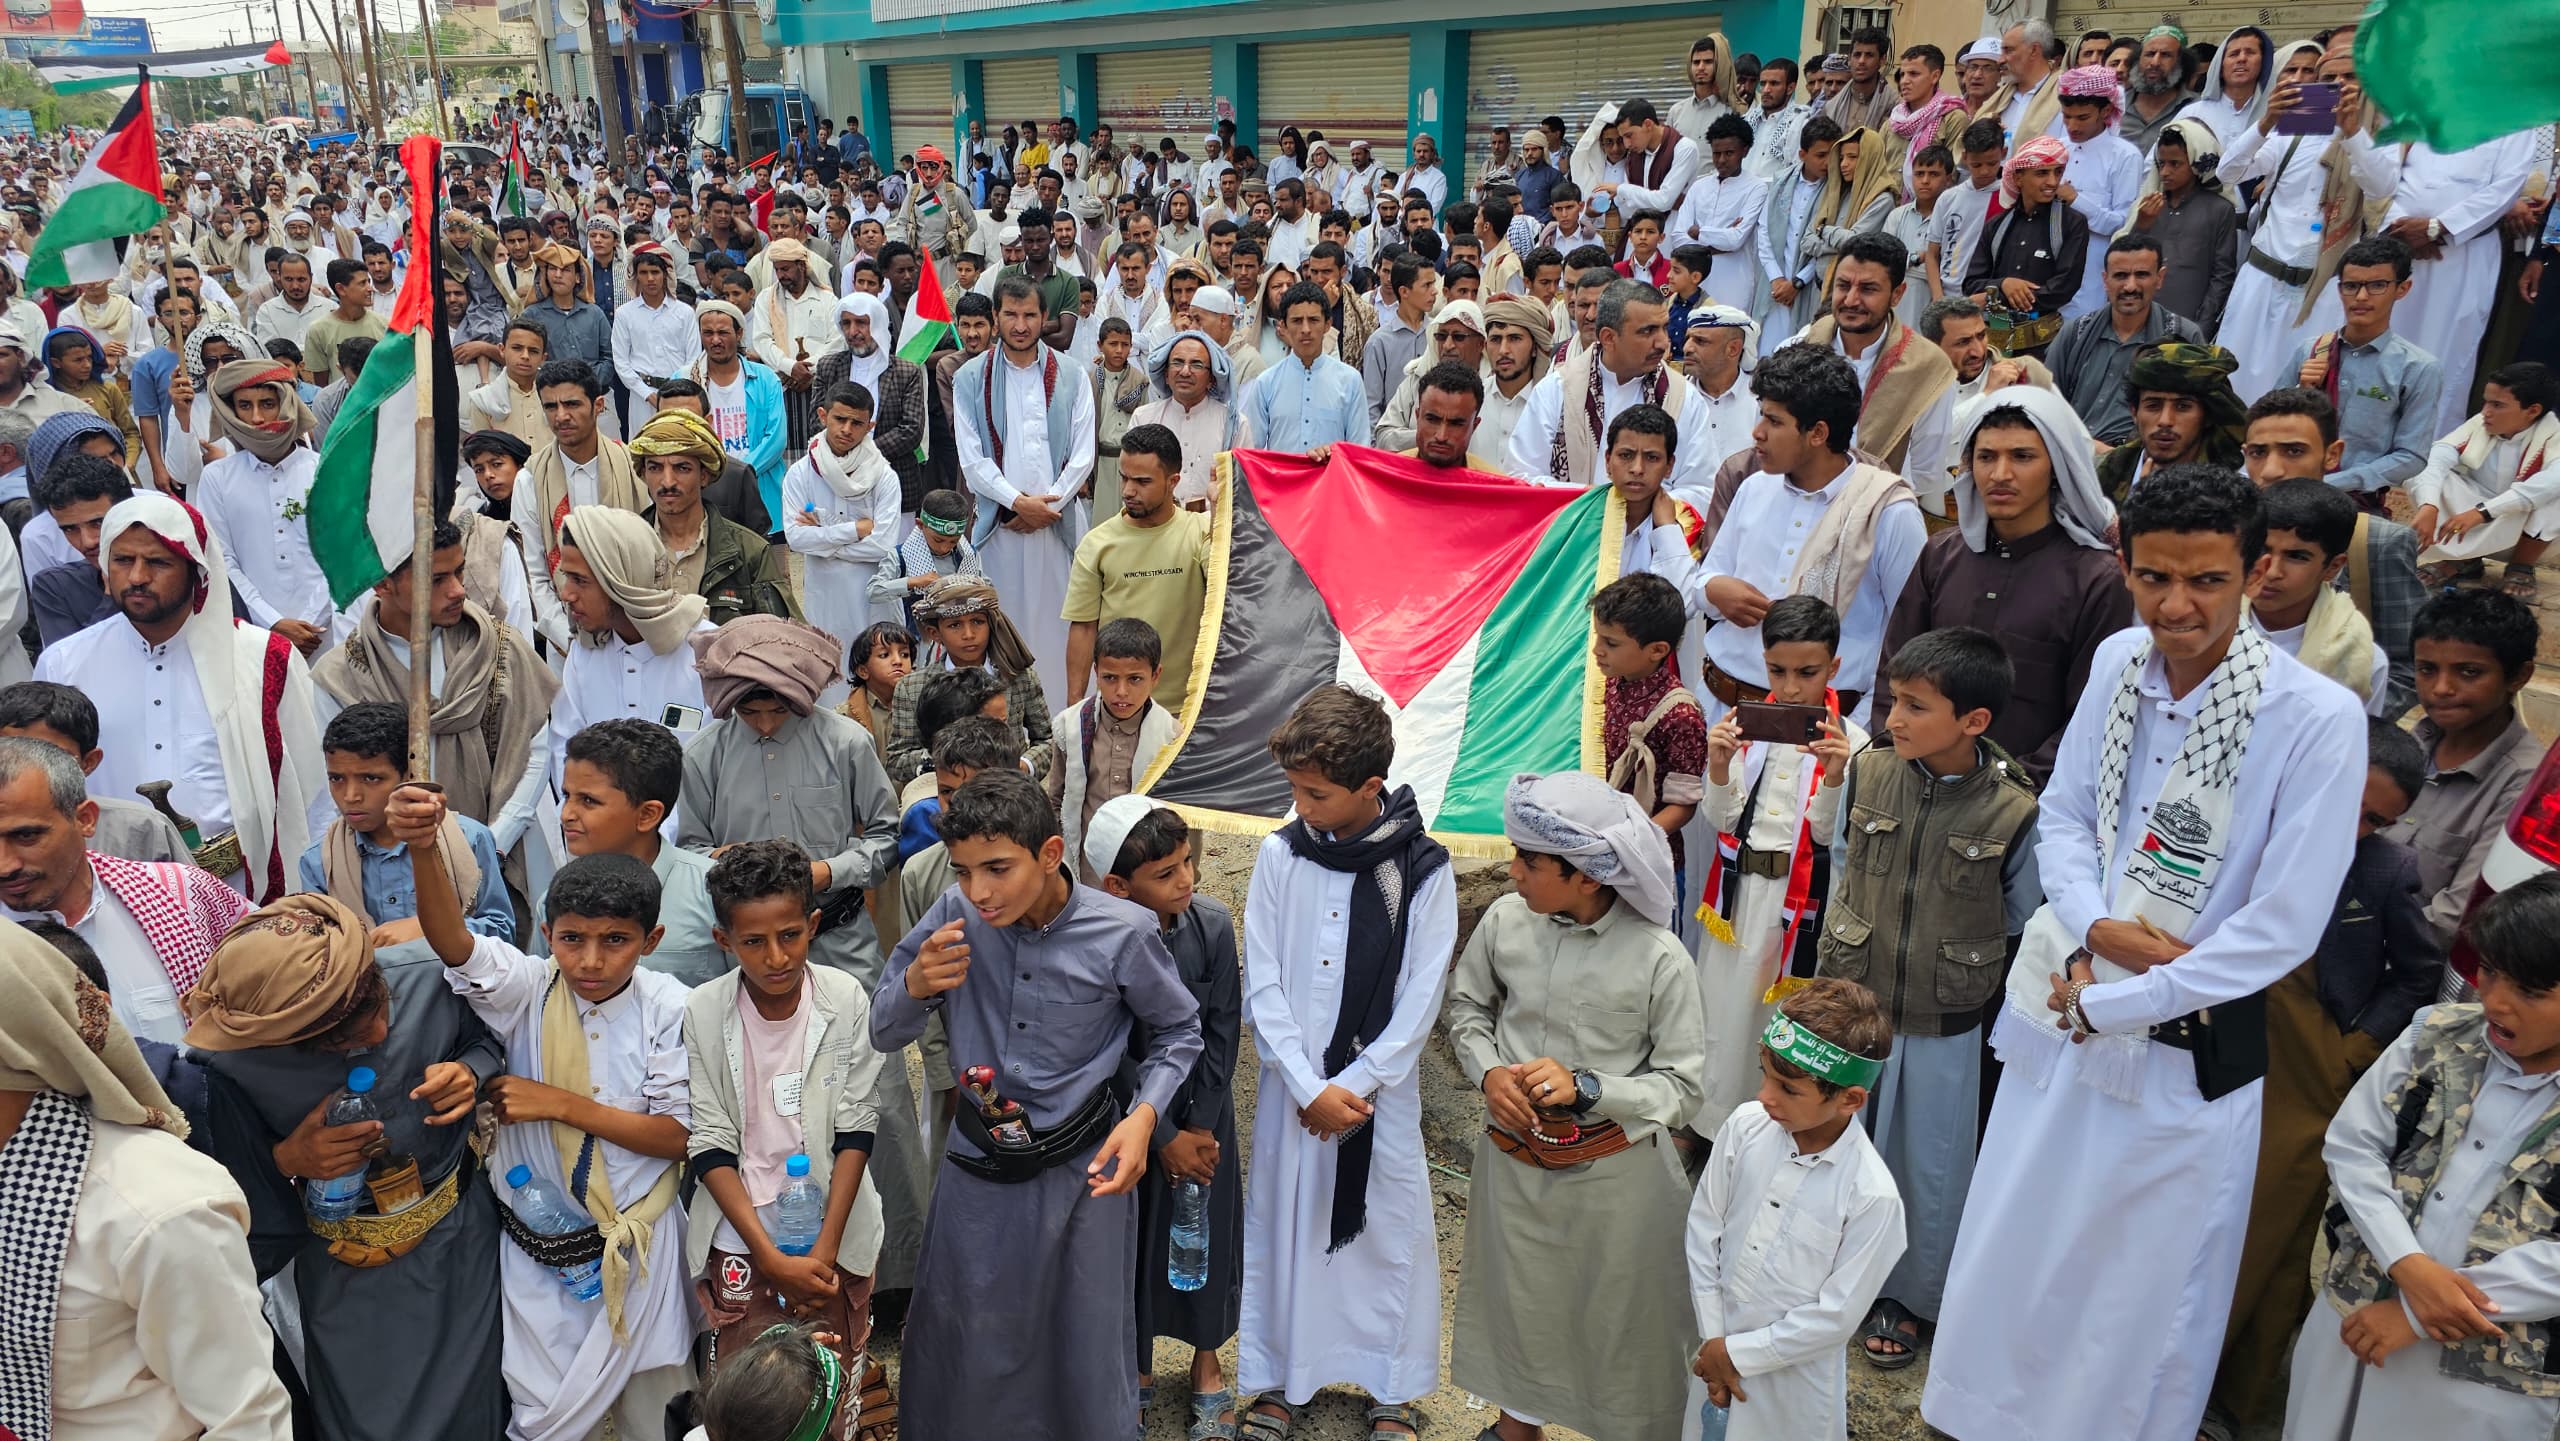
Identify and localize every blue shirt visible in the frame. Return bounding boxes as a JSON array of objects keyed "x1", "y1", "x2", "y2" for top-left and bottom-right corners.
[
  {"x1": 297, "y1": 814, "x2": 515, "y2": 941},
  {"x1": 1238, "y1": 354, "x2": 1370, "y2": 453},
  {"x1": 130, "y1": 347, "x2": 181, "y2": 423},
  {"x1": 0, "y1": 464, "x2": 24, "y2": 505},
  {"x1": 2286, "y1": 328, "x2": 2444, "y2": 495}
]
